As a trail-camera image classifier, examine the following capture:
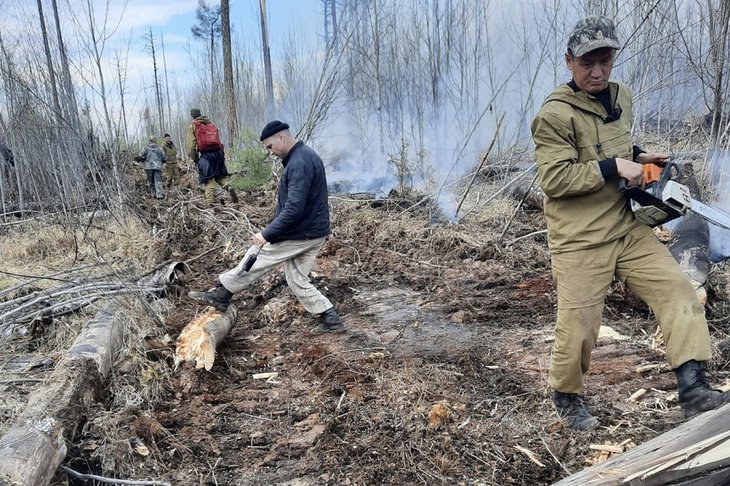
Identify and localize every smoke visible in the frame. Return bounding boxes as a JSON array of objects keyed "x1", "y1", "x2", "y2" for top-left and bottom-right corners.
[
  {"x1": 313, "y1": 102, "x2": 500, "y2": 223},
  {"x1": 706, "y1": 149, "x2": 730, "y2": 261}
]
